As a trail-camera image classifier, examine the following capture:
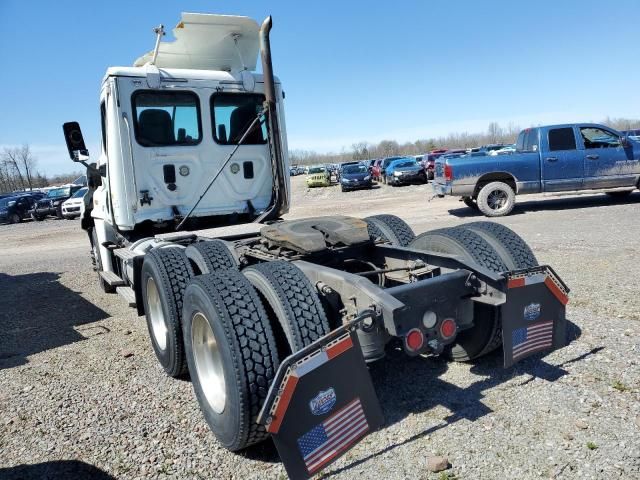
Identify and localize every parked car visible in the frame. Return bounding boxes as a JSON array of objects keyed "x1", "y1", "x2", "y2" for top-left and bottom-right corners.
[
  {"x1": 31, "y1": 184, "x2": 84, "y2": 220},
  {"x1": 305, "y1": 165, "x2": 332, "y2": 187},
  {"x1": 432, "y1": 123, "x2": 640, "y2": 216},
  {"x1": 489, "y1": 144, "x2": 517, "y2": 156},
  {"x1": 340, "y1": 163, "x2": 372, "y2": 191},
  {"x1": 374, "y1": 156, "x2": 406, "y2": 183},
  {"x1": 385, "y1": 158, "x2": 427, "y2": 185},
  {"x1": 61, "y1": 187, "x2": 88, "y2": 219},
  {"x1": 0, "y1": 193, "x2": 40, "y2": 224}
]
